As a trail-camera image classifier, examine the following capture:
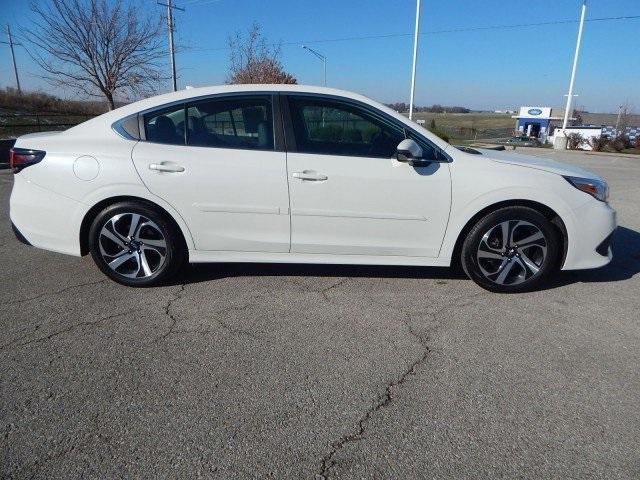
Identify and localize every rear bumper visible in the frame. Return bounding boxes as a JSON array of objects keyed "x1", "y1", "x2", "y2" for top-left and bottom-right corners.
[
  {"x1": 11, "y1": 222, "x2": 32, "y2": 246},
  {"x1": 9, "y1": 176, "x2": 83, "y2": 256},
  {"x1": 562, "y1": 199, "x2": 616, "y2": 270}
]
